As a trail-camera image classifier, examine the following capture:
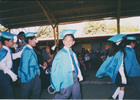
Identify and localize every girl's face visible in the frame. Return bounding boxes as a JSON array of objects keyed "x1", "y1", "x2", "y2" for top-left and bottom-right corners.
[
  {"x1": 63, "y1": 35, "x2": 75, "y2": 48},
  {"x1": 131, "y1": 42, "x2": 136, "y2": 48},
  {"x1": 29, "y1": 38, "x2": 36, "y2": 47}
]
